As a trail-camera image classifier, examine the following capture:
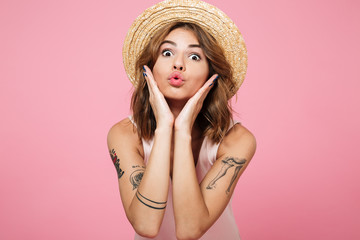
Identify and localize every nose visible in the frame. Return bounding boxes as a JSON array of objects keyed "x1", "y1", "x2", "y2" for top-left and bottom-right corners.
[
  {"x1": 173, "y1": 55, "x2": 185, "y2": 71},
  {"x1": 173, "y1": 65, "x2": 183, "y2": 71}
]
